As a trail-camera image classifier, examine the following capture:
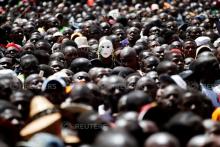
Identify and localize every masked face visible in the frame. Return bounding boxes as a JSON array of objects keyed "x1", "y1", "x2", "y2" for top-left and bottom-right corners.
[{"x1": 99, "y1": 39, "x2": 113, "y2": 58}]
